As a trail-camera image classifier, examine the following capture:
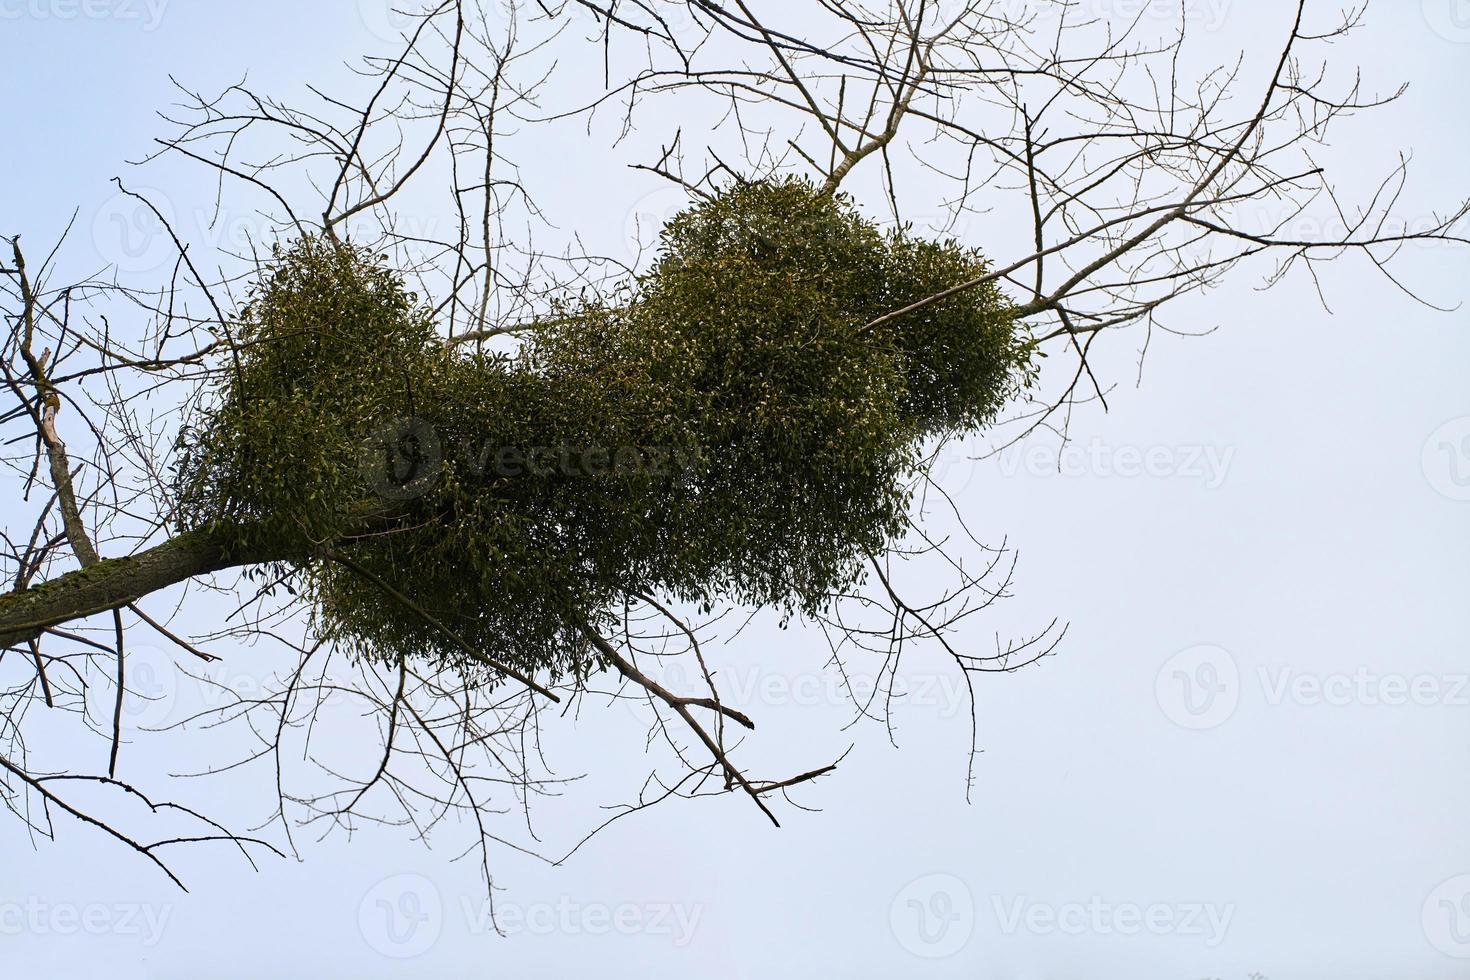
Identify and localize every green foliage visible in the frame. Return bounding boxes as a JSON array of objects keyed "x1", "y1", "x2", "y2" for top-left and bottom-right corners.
[
  {"x1": 173, "y1": 178, "x2": 1035, "y2": 683},
  {"x1": 174, "y1": 237, "x2": 446, "y2": 546}
]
